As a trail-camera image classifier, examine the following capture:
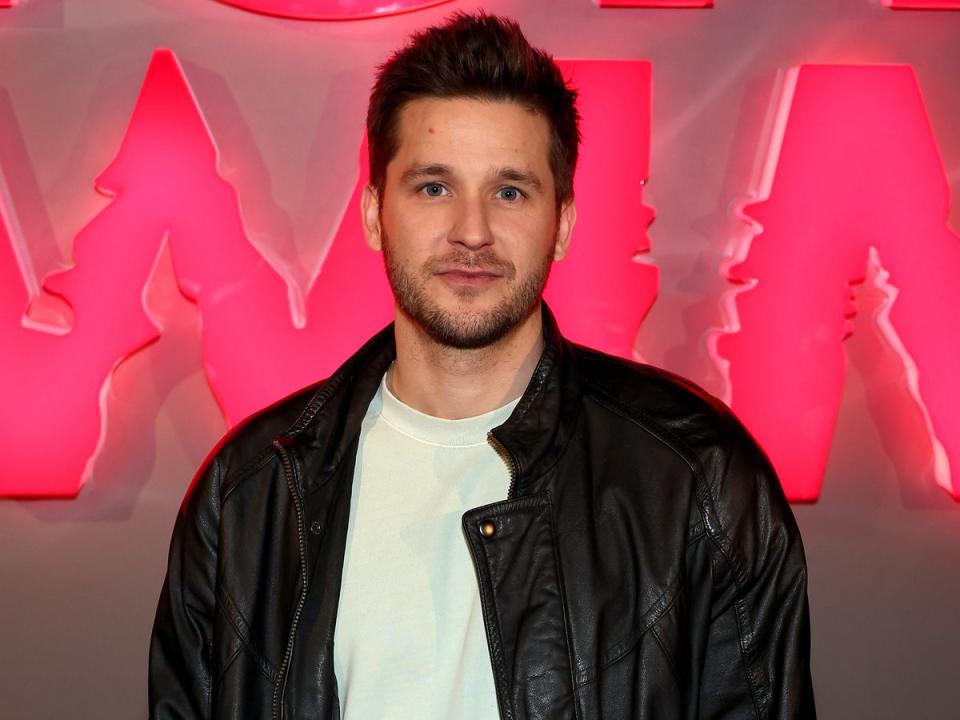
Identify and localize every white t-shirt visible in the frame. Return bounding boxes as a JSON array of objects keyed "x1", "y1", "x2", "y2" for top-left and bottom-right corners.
[{"x1": 333, "y1": 373, "x2": 519, "y2": 718}]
